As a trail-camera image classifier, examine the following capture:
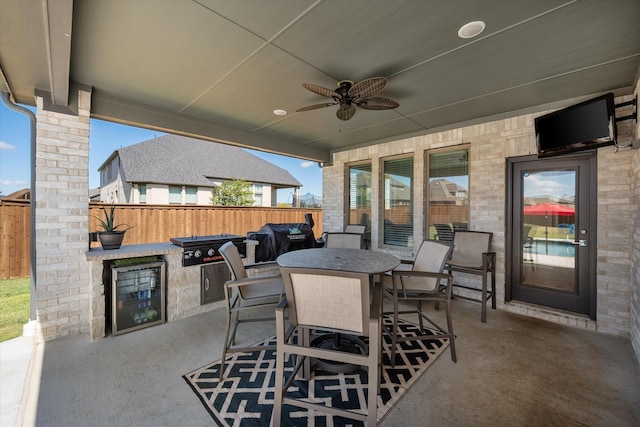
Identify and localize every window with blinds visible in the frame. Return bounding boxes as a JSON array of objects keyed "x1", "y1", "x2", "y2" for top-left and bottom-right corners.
[
  {"x1": 348, "y1": 162, "x2": 372, "y2": 233},
  {"x1": 169, "y1": 186, "x2": 182, "y2": 204},
  {"x1": 139, "y1": 184, "x2": 146, "y2": 204},
  {"x1": 185, "y1": 187, "x2": 197, "y2": 205},
  {"x1": 426, "y1": 147, "x2": 469, "y2": 241},
  {"x1": 382, "y1": 156, "x2": 413, "y2": 247},
  {"x1": 253, "y1": 184, "x2": 263, "y2": 206}
]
